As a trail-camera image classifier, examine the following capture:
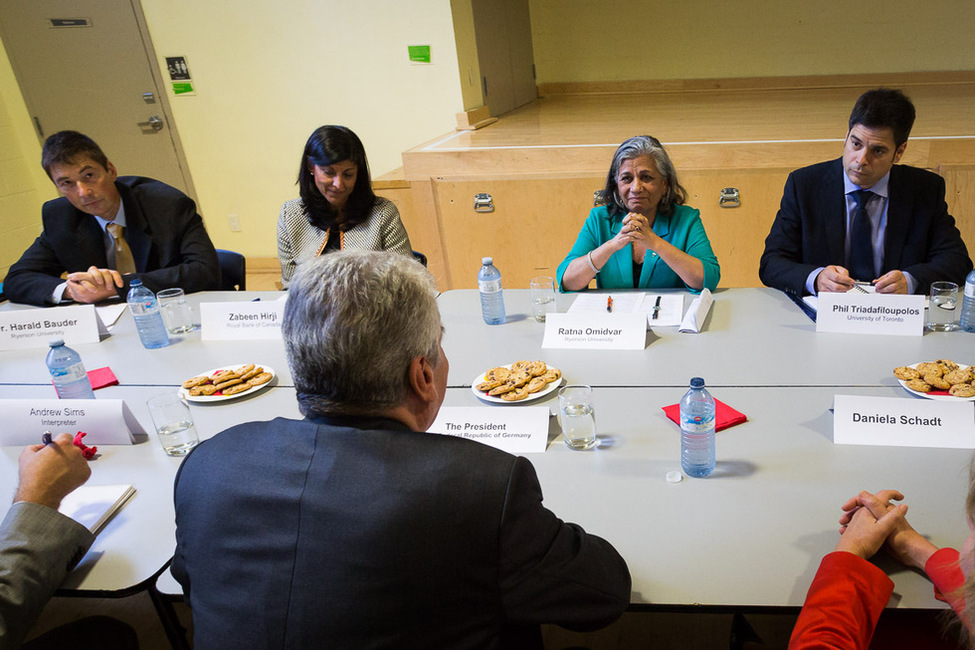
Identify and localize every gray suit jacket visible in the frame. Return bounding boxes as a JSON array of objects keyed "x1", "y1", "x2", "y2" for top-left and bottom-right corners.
[
  {"x1": 0, "y1": 502, "x2": 93, "y2": 648},
  {"x1": 173, "y1": 415, "x2": 630, "y2": 649}
]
